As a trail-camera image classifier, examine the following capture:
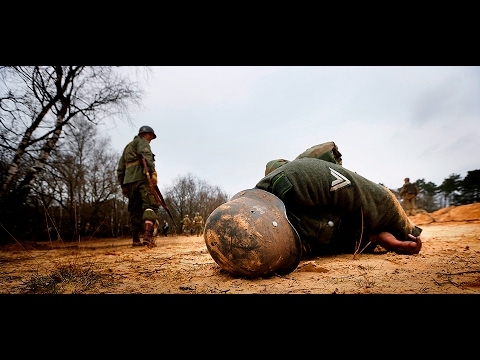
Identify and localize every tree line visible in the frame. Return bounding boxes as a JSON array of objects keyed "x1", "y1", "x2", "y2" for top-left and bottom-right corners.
[
  {"x1": 386, "y1": 171, "x2": 480, "y2": 213},
  {"x1": 0, "y1": 115, "x2": 229, "y2": 243},
  {"x1": 0, "y1": 66, "x2": 228, "y2": 243},
  {"x1": 1, "y1": 66, "x2": 478, "y2": 243}
]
